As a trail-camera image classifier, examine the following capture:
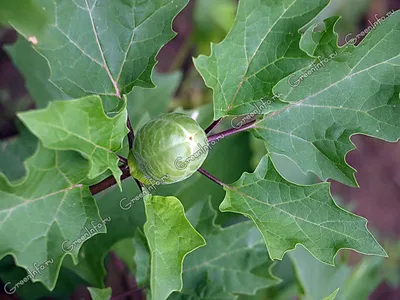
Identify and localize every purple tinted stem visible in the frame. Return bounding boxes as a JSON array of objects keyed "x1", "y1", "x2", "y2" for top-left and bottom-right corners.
[
  {"x1": 117, "y1": 155, "x2": 128, "y2": 165},
  {"x1": 134, "y1": 178, "x2": 143, "y2": 192},
  {"x1": 205, "y1": 118, "x2": 222, "y2": 135},
  {"x1": 197, "y1": 168, "x2": 227, "y2": 187},
  {"x1": 90, "y1": 166, "x2": 130, "y2": 195},
  {"x1": 207, "y1": 119, "x2": 256, "y2": 142},
  {"x1": 127, "y1": 117, "x2": 134, "y2": 149}
]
